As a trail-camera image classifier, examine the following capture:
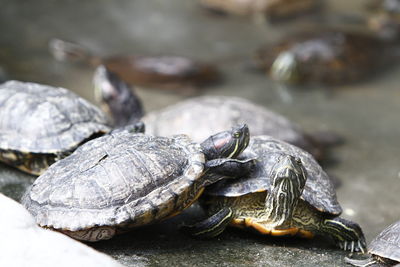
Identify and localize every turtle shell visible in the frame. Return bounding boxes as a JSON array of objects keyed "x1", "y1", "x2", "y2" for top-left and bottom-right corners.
[
  {"x1": 205, "y1": 135, "x2": 341, "y2": 215},
  {"x1": 143, "y1": 96, "x2": 320, "y2": 158},
  {"x1": 368, "y1": 220, "x2": 400, "y2": 262},
  {"x1": 0, "y1": 80, "x2": 110, "y2": 154},
  {"x1": 22, "y1": 131, "x2": 205, "y2": 232}
]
